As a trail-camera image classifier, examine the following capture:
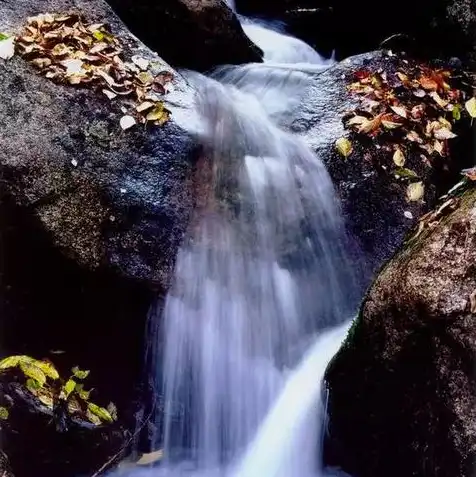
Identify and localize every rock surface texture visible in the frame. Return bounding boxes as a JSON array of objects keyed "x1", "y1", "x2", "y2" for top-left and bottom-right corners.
[
  {"x1": 325, "y1": 185, "x2": 476, "y2": 477},
  {"x1": 0, "y1": 0, "x2": 200, "y2": 290},
  {"x1": 287, "y1": 51, "x2": 473, "y2": 273},
  {"x1": 105, "y1": 0, "x2": 264, "y2": 72}
]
